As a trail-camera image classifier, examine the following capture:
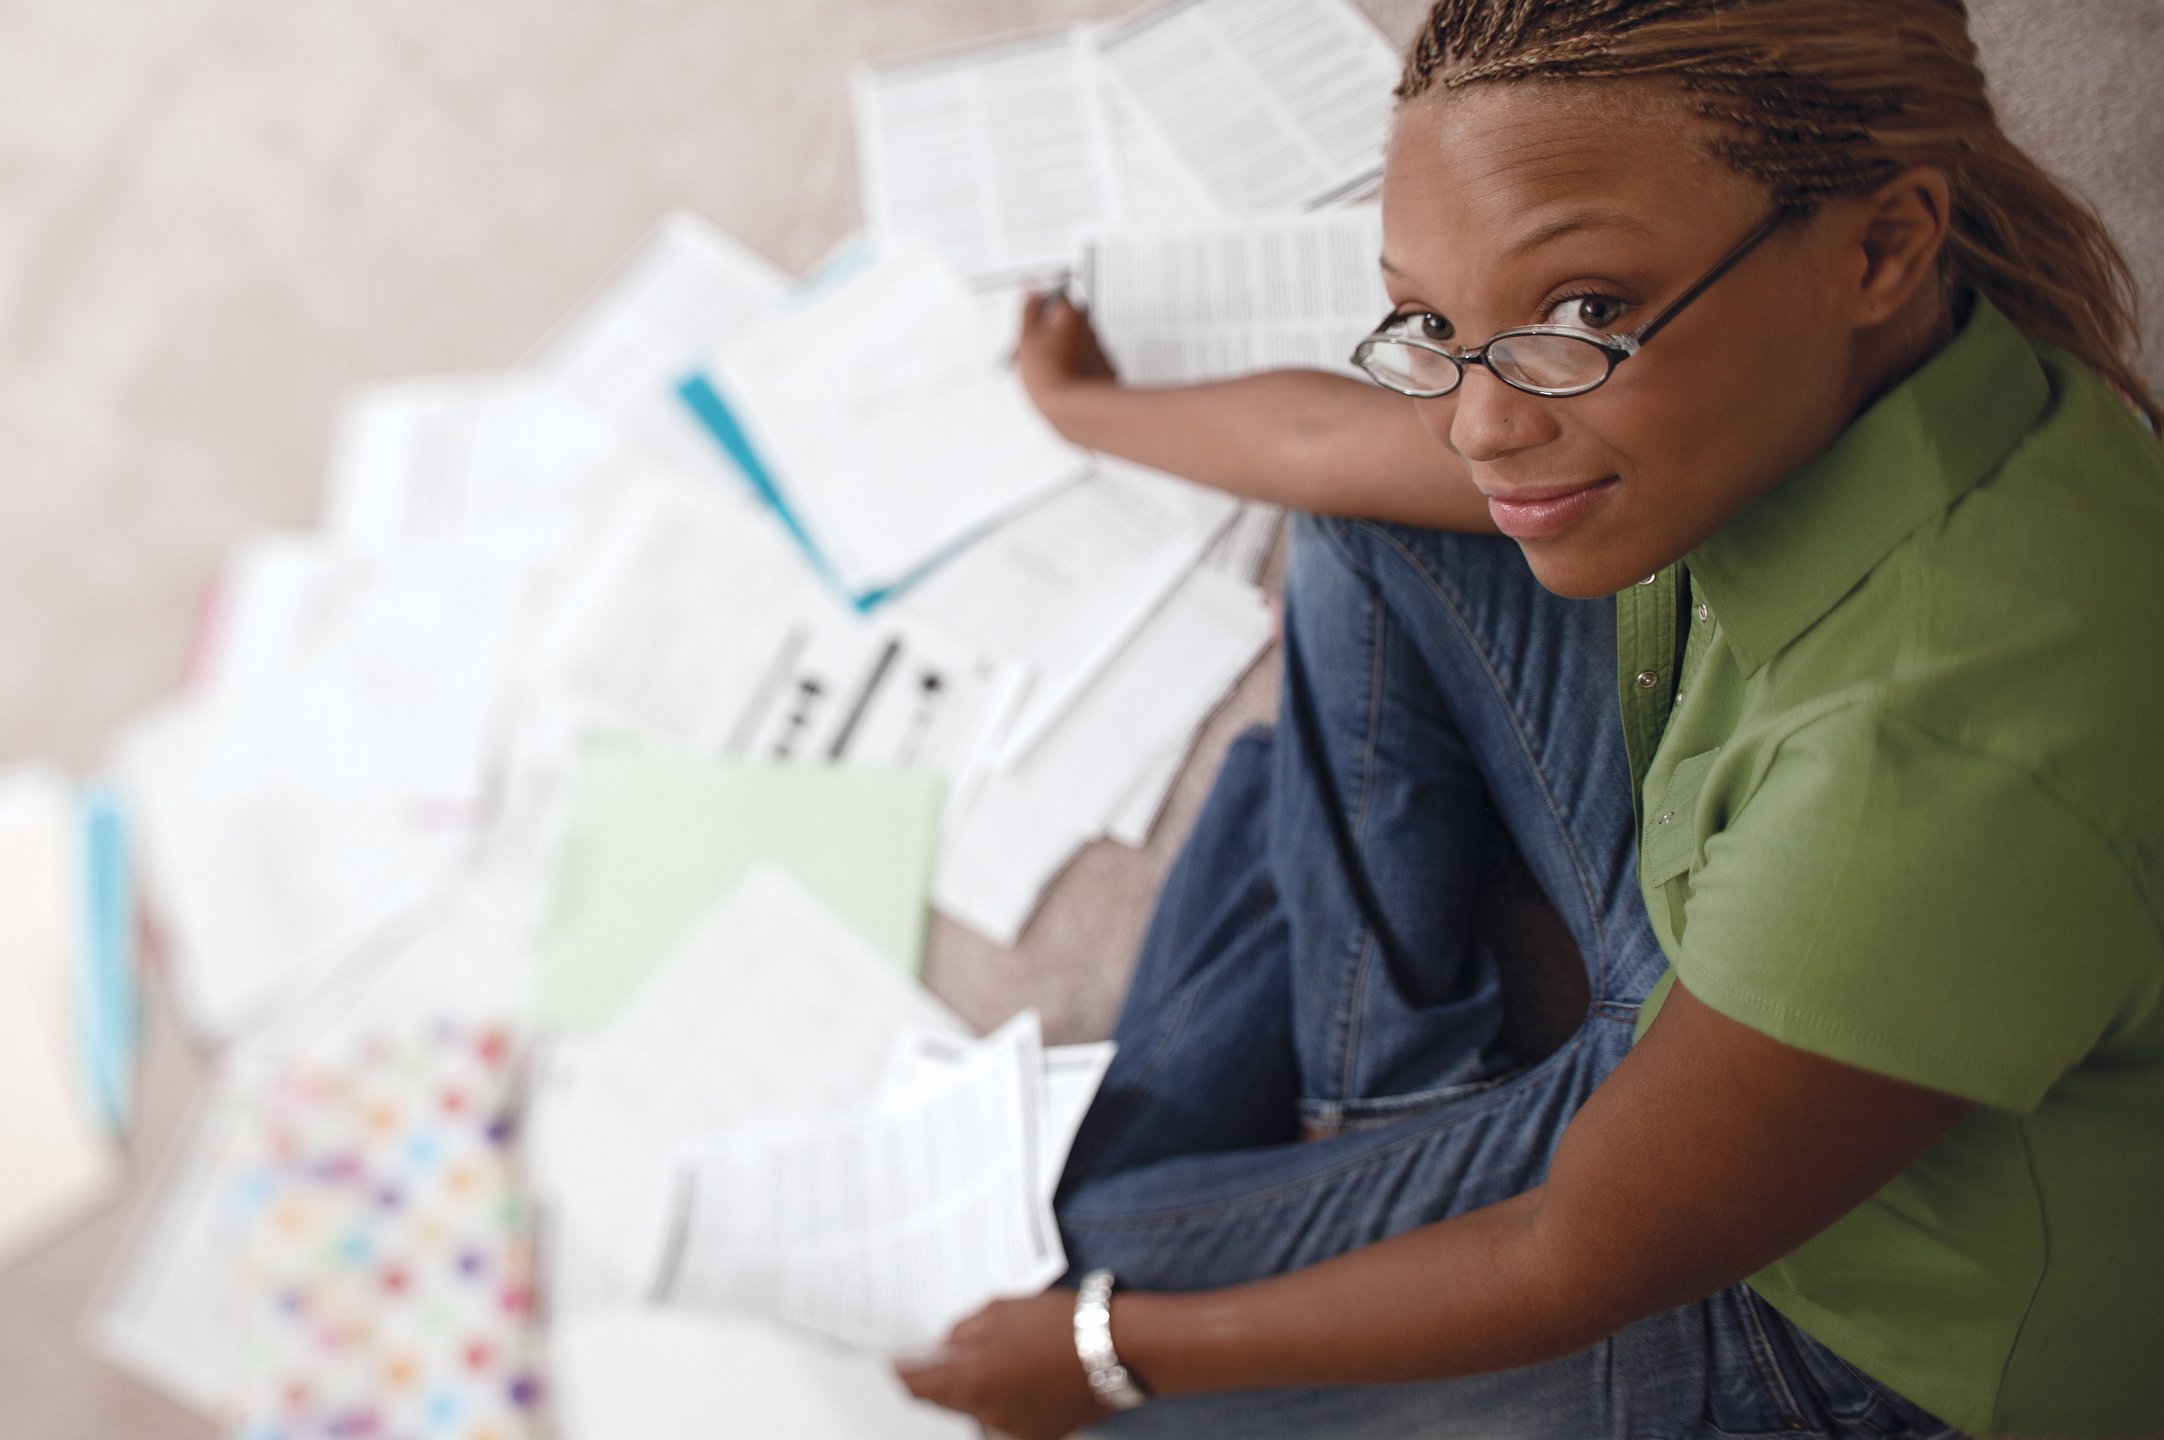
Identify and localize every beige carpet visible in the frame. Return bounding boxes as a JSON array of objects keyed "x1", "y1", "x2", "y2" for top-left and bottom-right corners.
[{"x1": 1, "y1": 1, "x2": 2153, "y2": 1432}]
